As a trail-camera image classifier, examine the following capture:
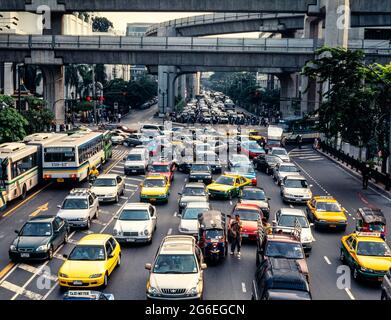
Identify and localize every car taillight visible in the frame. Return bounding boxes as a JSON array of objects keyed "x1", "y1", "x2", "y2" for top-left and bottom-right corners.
[
  {"x1": 70, "y1": 174, "x2": 77, "y2": 180},
  {"x1": 252, "y1": 178, "x2": 257, "y2": 186},
  {"x1": 44, "y1": 174, "x2": 51, "y2": 180}
]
